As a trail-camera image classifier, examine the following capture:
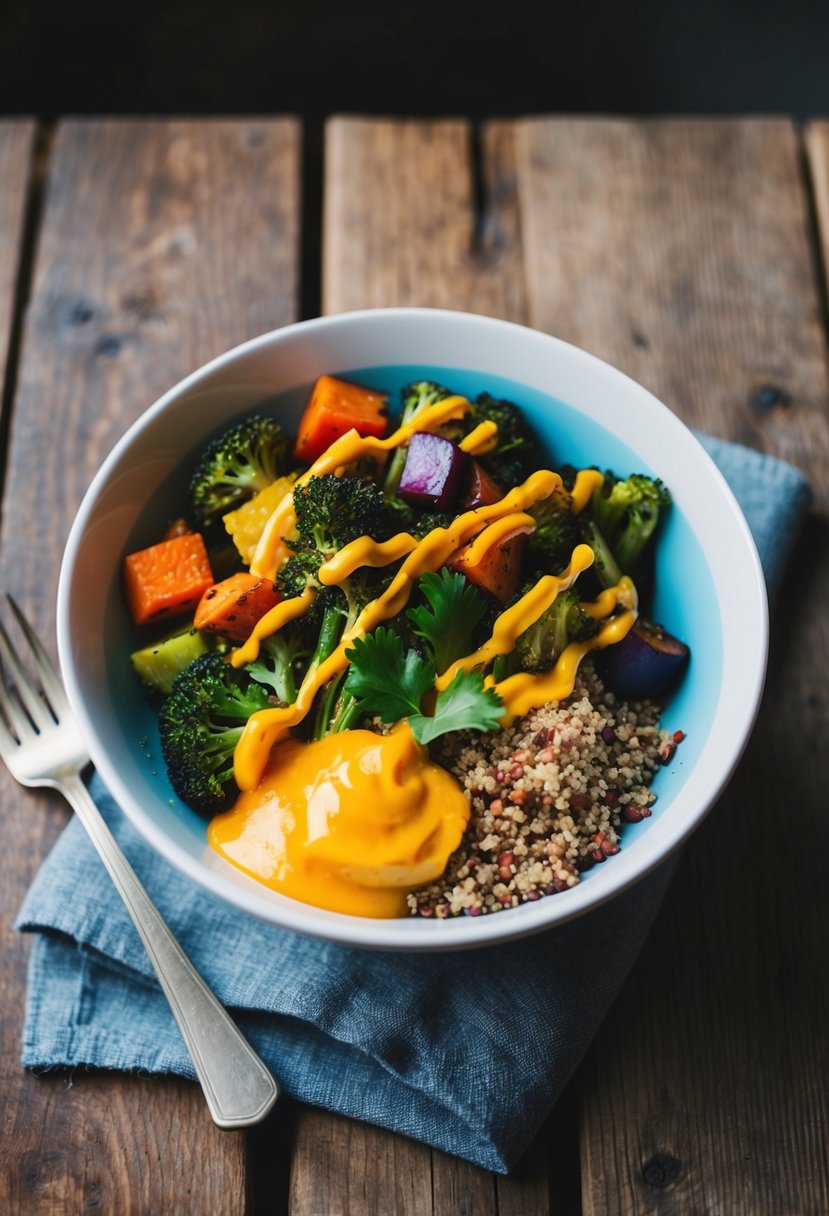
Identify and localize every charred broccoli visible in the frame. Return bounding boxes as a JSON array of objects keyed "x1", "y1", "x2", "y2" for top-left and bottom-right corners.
[
  {"x1": 514, "y1": 588, "x2": 599, "y2": 674},
  {"x1": 591, "y1": 473, "x2": 671, "y2": 573},
  {"x1": 188, "y1": 415, "x2": 289, "y2": 528},
  {"x1": 466, "y1": 392, "x2": 538, "y2": 488},
  {"x1": 526, "y1": 484, "x2": 581, "y2": 575},
  {"x1": 159, "y1": 651, "x2": 272, "y2": 815},
  {"x1": 275, "y1": 474, "x2": 396, "y2": 739},
  {"x1": 246, "y1": 631, "x2": 310, "y2": 706}
]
